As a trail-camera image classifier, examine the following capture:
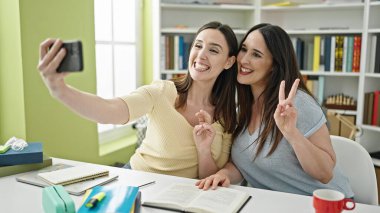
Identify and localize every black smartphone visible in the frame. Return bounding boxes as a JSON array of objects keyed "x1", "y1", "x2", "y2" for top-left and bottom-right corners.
[{"x1": 57, "y1": 40, "x2": 84, "y2": 72}]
